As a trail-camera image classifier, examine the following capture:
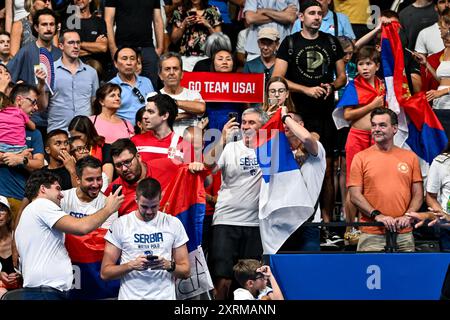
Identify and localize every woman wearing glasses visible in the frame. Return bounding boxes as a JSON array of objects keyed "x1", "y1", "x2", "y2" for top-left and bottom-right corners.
[
  {"x1": 69, "y1": 136, "x2": 109, "y2": 192},
  {"x1": 264, "y1": 76, "x2": 295, "y2": 117},
  {"x1": 68, "y1": 115, "x2": 114, "y2": 183},
  {"x1": 90, "y1": 83, "x2": 134, "y2": 144}
]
